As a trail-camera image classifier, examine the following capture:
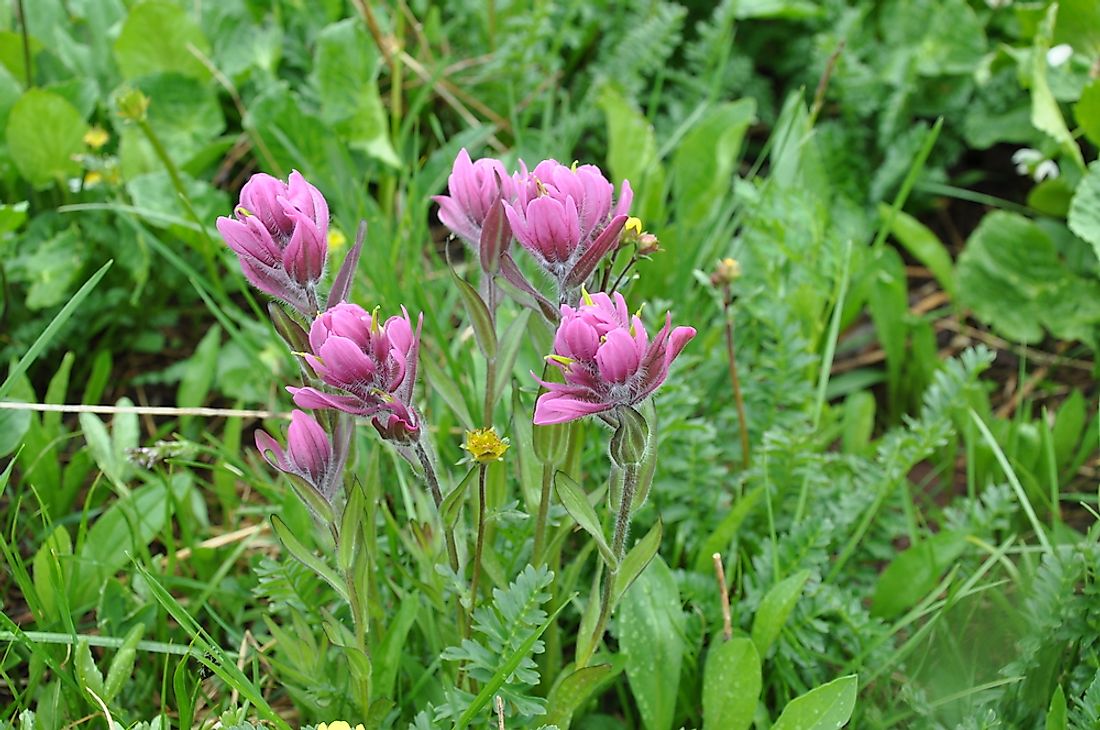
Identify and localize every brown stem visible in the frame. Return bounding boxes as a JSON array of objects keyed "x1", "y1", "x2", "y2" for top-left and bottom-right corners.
[
  {"x1": 414, "y1": 441, "x2": 460, "y2": 573},
  {"x1": 712, "y1": 552, "x2": 732, "y2": 641},
  {"x1": 722, "y1": 287, "x2": 751, "y2": 468}
]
